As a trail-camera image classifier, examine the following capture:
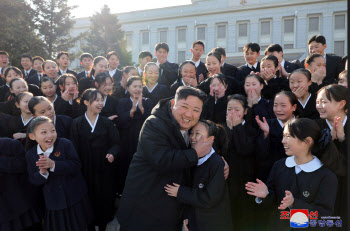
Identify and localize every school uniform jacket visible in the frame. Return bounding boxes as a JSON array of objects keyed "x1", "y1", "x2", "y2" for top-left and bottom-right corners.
[
  {"x1": 53, "y1": 96, "x2": 73, "y2": 116},
  {"x1": 222, "y1": 63, "x2": 238, "y2": 80},
  {"x1": 76, "y1": 71, "x2": 88, "y2": 82},
  {"x1": 23, "y1": 69, "x2": 37, "y2": 81},
  {"x1": 27, "y1": 73, "x2": 42, "y2": 87},
  {"x1": 25, "y1": 138, "x2": 87, "y2": 210},
  {"x1": 111, "y1": 69, "x2": 123, "y2": 86},
  {"x1": 58, "y1": 69, "x2": 77, "y2": 77},
  {"x1": 112, "y1": 85, "x2": 130, "y2": 99},
  {"x1": 0, "y1": 113, "x2": 13, "y2": 138},
  {"x1": 276, "y1": 60, "x2": 300, "y2": 77},
  {"x1": 117, "y1": 99, "x2": 199, "y2": 231},
  {"x1": 195, "y1": 61, "x2": 208, "y2": 83},
  {"x1": 100, "y1": 95, "x2": 118, "y2": 118},
  {"x1": 251, "y1": 97, "x2": 275, "y2": 121},
  {"x1": 158, "y1": 61, "x2": 179, "y2": 88},
  {"x1": 55, "y1": 115, "x2": 73, "y2": 139},
  {"x1": 297, "y1": 93, "x2": 319, "y2": 120},
  {"x1": 236, "y1": 62, "x2": 261, "y2": 84},
  {"x1": 78, "y1": 76, "x2": 94, "y2": 96},
  {"x1": 261, "y1": 76, "x2": 290, "y2": 100},
  {"x1": 202, "y1": 95, "x2": 227, "y2": 124},
  {"x1": 177, "y1": 152, "x2": 233, "y2": 231},
  {"x1": 142, "y1": 84, "x2": 170, "y2": 108}
]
